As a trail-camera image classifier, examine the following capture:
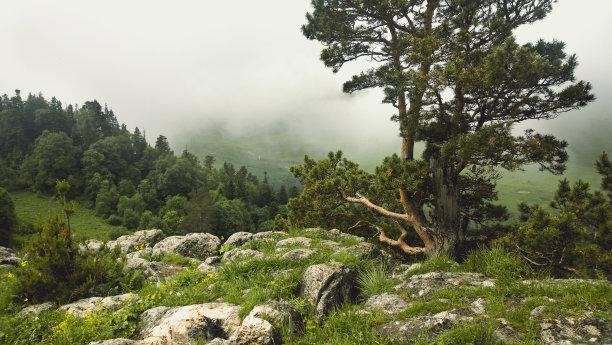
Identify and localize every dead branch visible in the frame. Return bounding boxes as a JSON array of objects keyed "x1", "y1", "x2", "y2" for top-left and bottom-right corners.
[{"x1": 348, "y1": 220, "x2": 426, "y2": 255}]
